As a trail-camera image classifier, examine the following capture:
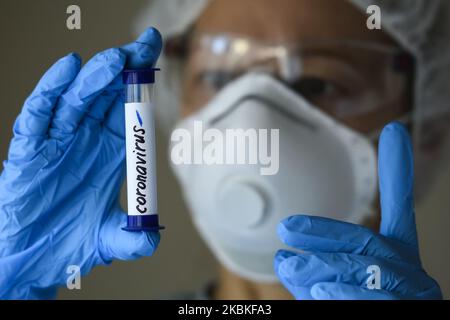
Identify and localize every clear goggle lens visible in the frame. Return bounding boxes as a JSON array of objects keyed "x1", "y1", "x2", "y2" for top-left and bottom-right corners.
[{"x1": 182, "y1": 33, "x2": 413, "y2": 122}]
